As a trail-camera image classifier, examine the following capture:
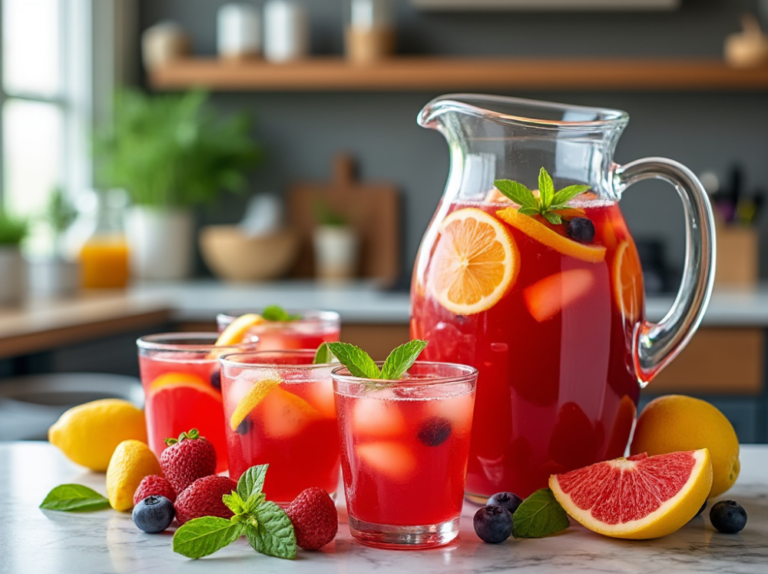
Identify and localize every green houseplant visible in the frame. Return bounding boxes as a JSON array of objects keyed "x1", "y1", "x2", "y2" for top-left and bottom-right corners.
[
  {"x1": 0, "y1": 210, "x2": 28, "y2": 306},
  {"x1": 95, "y1": 89, "x2": 263, "y2": 280}
]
